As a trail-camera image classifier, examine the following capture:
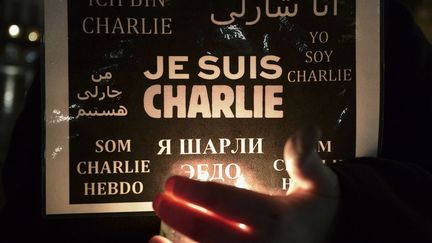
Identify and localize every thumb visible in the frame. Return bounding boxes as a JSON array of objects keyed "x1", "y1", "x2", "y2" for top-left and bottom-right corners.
[
  {"x1": 148, "y1": 236, "x2": 172, "y2": 243},
  {"x1": 284, "y1": 126, "x2": 338, "y2": 196}
]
